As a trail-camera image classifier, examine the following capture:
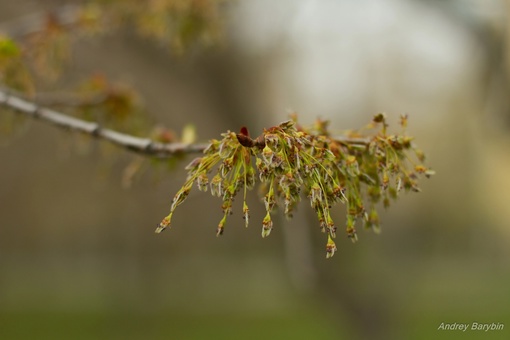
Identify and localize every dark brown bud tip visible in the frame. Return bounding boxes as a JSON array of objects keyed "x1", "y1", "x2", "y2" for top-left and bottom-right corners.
[
  {"x1": 236, "y1": 133, "x2": 255, "y2": 147},
  {"x1": 240, "y1": 126, "x2": 250, "y2": 137}
]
